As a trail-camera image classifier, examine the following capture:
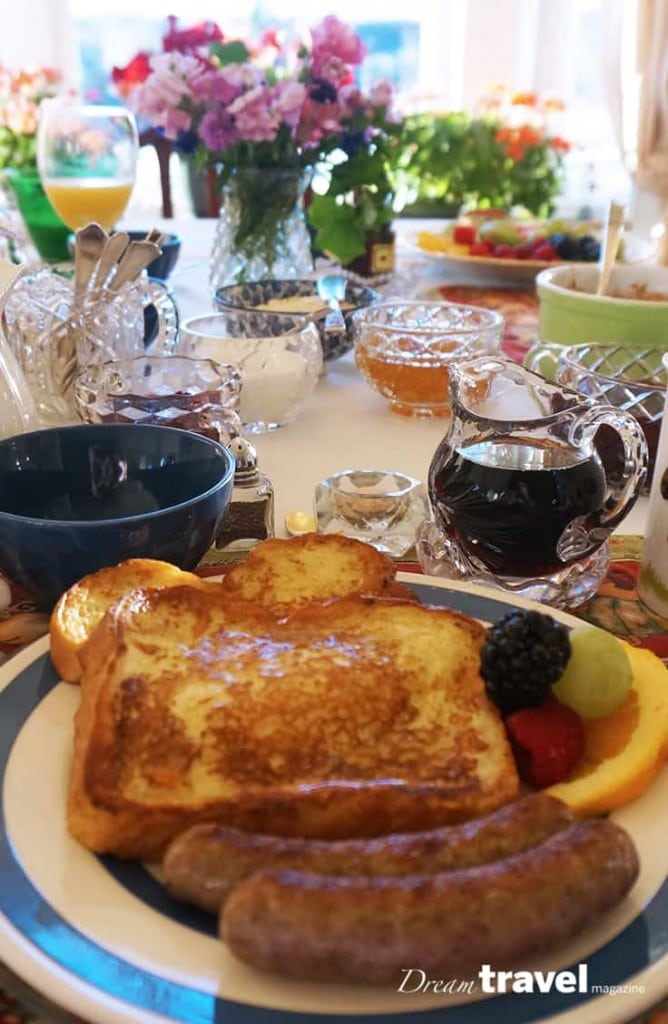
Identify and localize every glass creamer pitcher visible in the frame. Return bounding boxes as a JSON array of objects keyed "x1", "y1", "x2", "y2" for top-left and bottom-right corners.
[{"x1": 417, "y1": 356, "x2": 648, "y2": 607}]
